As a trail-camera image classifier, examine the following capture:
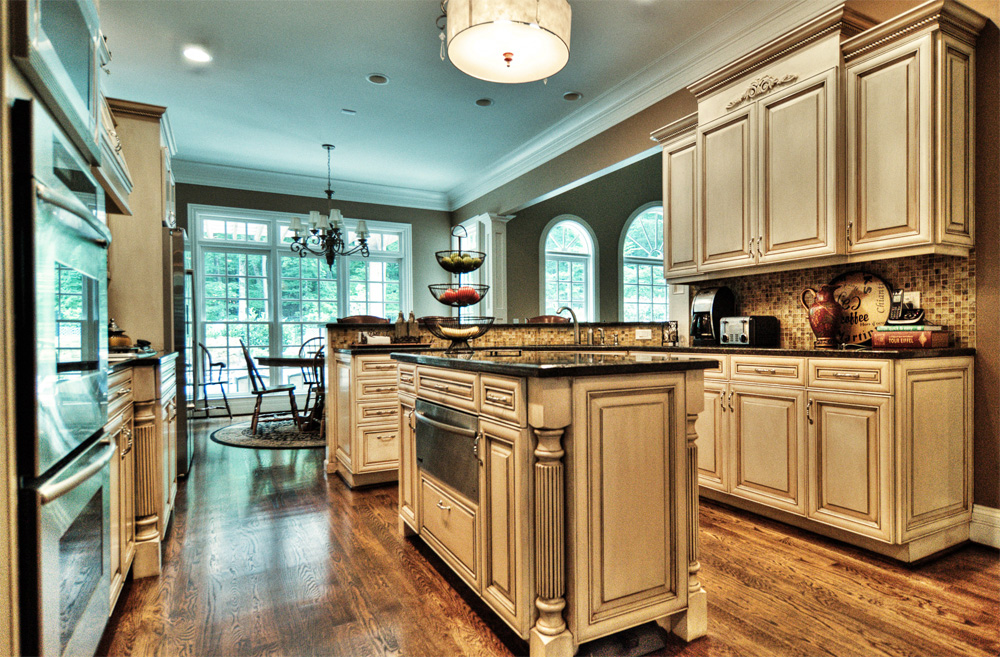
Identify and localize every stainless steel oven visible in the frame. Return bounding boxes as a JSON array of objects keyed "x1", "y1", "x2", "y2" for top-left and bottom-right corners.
[
  {"x1": 13, "y1": 98, "x2": 112, "y2": 657},
  {"x1": 11, "y1": 0, "x2": 102, "y2": 163}
]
